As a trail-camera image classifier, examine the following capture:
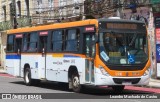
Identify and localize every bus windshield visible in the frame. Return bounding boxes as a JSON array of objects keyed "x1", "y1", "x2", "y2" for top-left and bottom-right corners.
[{"x1": 99, "y1": 32, "x2": 148, "y2": 65}]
